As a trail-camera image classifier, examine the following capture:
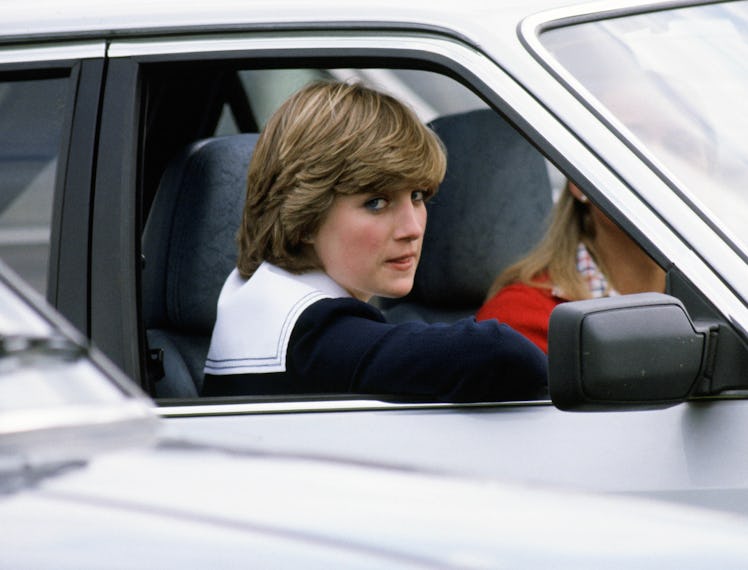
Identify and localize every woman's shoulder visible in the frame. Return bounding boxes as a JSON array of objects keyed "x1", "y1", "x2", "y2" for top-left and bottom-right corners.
[
  {"x1": 485, "y1": 275, "x2": 555, "y2": 303},
  {"x1": 206, "y1": 264, "x2": 354, "y2": 376},
  {"x1": 477, "y1": 273, "x2": 561, "y2": 321},
  {"x1": 298, "y1": 296, "x2": 386, "y2": 326}
]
